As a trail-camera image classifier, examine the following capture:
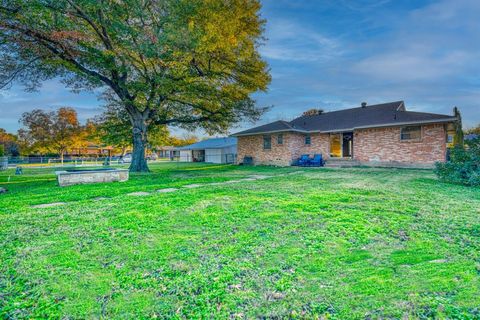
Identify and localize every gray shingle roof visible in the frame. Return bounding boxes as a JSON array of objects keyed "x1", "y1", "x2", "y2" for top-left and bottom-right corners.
[
  {"x1": 232, "y1": 101, "x2": 457, "y2": 136},
  {"x1": 231, "y1": 120, "x2": 304, "y2": 136},
  {"x1": 175, "y1": 137, "x2": 237, "y2": 150}
]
